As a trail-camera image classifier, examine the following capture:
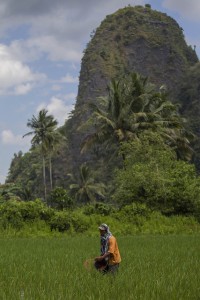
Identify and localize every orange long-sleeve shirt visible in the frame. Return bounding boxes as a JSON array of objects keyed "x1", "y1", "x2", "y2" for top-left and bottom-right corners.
[{"x1": 108, "y1": 236, "x2": 121, "y2": 265}]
